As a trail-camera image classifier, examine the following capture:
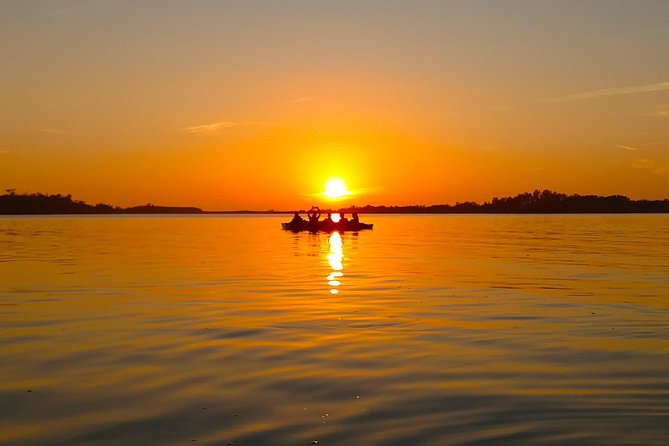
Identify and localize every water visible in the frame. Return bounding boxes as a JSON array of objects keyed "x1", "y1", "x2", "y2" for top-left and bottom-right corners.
[{"x1": 1, "y1": 214, "x2": 668, "y2": 445}]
